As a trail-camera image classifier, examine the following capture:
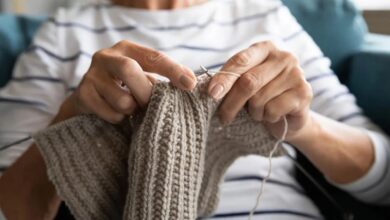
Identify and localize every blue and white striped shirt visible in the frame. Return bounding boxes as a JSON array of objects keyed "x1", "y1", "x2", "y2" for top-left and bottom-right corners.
[{"x1": 1, "y1": 0, "x2": 389, "y2": 219}]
